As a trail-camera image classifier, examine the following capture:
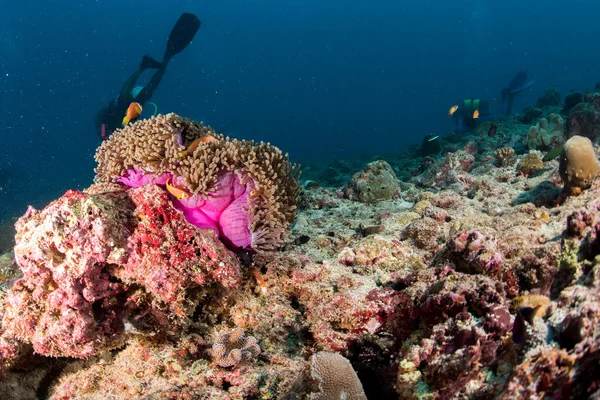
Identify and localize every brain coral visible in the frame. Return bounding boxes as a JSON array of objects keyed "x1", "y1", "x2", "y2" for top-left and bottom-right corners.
[
  {"x1": 308, "y1": 351, "x2": 367, "y2": 400},
  {"x1": 94, "y1": 113, "x2": 301, "y2": 250},
  {"x1": 559, "y1": 135, "x2": 600, "y2": 190}
]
